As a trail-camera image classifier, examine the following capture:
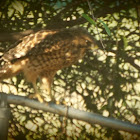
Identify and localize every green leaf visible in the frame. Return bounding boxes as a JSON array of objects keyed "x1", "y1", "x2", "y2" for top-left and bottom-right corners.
[
  {"x1": 8, "y1": 8, "x2": 15, "y2": 17},
  {"x1": 98, "y1": 19, "x2": 111, "y2": 36},
  {"x1": 122, "y1": 36, "x2": 128, "y2": 48},
  {"x1": 82, "y1": 13, "x2": 96, "y2": 26},
  {"x1": 12, "y1": 1, "x2": 24, "y2": 14}
]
